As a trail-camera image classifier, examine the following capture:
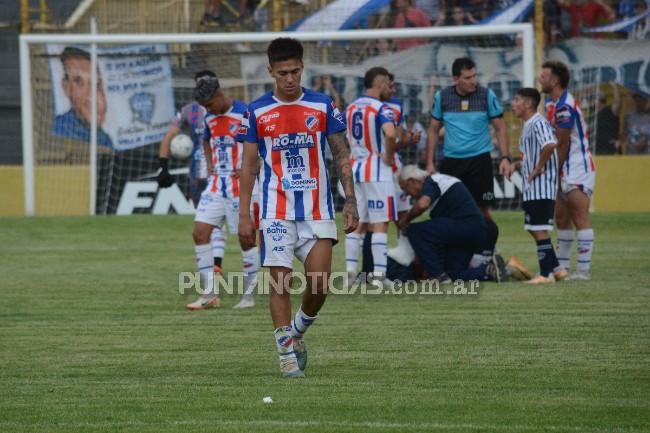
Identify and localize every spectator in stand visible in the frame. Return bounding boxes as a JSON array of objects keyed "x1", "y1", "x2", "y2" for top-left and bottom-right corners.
[
  {"x1": 201, "y1": 0, "x2": 254, "y2": 26},
  {"x1": 311, "y1": 75, "x2": 342, "y2": 109},
  {"x1": 561, "y1": 0, "x2": 616, "y2": 38},
  {"x1": 593, "y1": 81, "x2": 622, "y2": 155},
  {"x1": 415, "y1": 0, "x2": 447, "y2": 25},
  {"x1": 445, "y1": 5, "x2": 478, "y2": 26},
  {"x1": 620, "y1": 90, "x2": 650, "y2": 154},
  {"x1": 544, "y1": 0, "x2": 565, "y2": 45},
  {"x1": 627, "y1": 0, "x2": 650, "y2": 40},
  {"x1": 393, "y1": 0, "x2": 432, "y2": 51}
]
